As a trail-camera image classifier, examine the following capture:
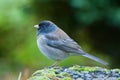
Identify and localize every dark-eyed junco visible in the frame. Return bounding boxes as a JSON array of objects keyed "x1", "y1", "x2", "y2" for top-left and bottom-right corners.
[{"x1": 34, "y1": 20, "x2": 108, "y2": 66}]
